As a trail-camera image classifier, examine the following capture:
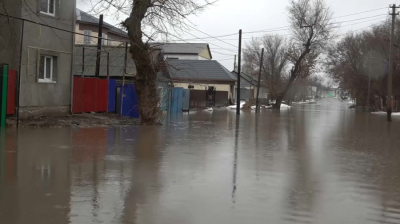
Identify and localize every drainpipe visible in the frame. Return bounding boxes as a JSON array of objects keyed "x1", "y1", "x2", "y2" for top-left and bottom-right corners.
[{"x1": 70, "y1": 2, "x2": 77, "y2": 114}]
